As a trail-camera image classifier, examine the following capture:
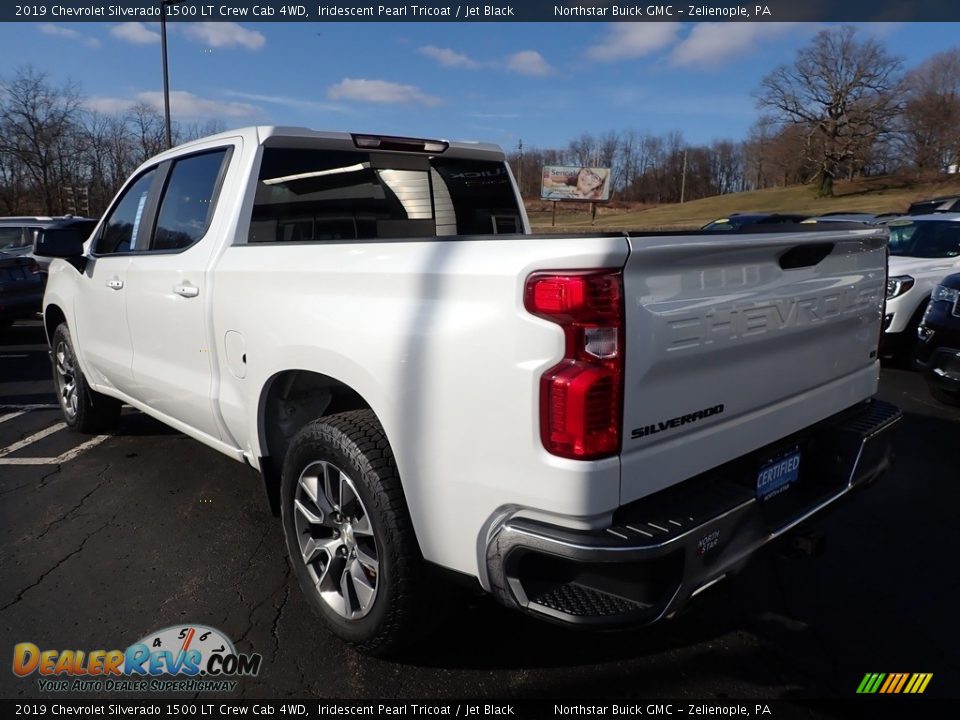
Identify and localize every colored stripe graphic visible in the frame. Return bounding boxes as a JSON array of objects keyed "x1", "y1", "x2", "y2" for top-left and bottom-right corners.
[
  {"x1": 878, "y1": 674, "x2": 896, "y2": 693},
  {"x1": 857, "y1": 673, "x2": 932, "y2": 694},
  {"x1": 857, "y1": 673, "x2": 885, "y2": 693},
  {"x1": 906, "y1": 673, "x2": 933, "y2": 693}
]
